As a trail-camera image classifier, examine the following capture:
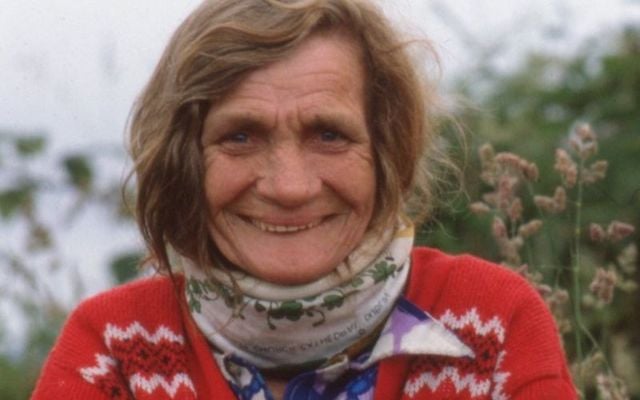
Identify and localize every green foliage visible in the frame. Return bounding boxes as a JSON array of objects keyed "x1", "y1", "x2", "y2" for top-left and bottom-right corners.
[
  {"x1": 0, "y1": 132, "x2": 134, "y2": 398},
  {"x1": 428, "y1": 27, "x2": 640, "y2": 399},
  {"x1": 62, "y1": 154, "x2": 93, "y2": 193},
  {"x1": 110, "y1": 252, "x2": 143, "y2": 285},
  {"x1": 0, "y1": 355, "x2": 34, "y2": 400},
  {"x1": 14, "y1": 136, "x2": 46, "y2": 157},
  {"x1": 0, "y1": 185, "x2": 34, "y2": 218},
  {"x1": 0, "y1": 133, "x2": 42, "y2": 220},
  {"x1": 437, "y1": 28, "x2": 640, "y2": 261}
]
